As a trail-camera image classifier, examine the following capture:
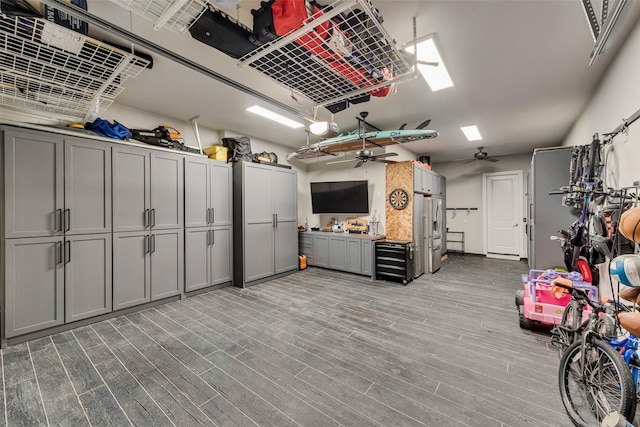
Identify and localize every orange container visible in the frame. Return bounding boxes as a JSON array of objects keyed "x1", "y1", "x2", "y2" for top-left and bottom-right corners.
[{"x1": 298, "y1": 255, "x2": 307, "y2": 270}]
